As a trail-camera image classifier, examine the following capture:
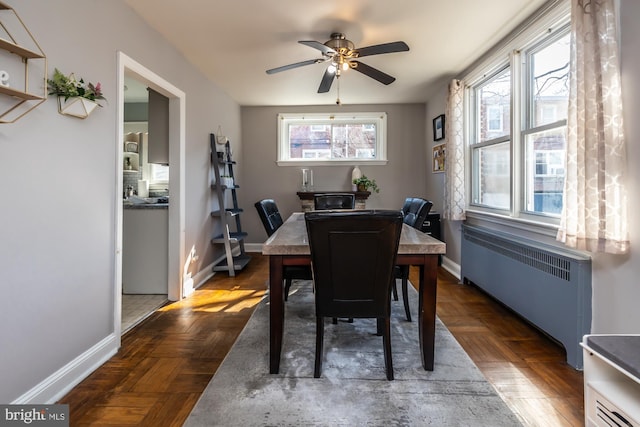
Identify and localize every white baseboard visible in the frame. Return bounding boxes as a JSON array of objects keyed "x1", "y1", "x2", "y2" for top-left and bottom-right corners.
[
  {"x1": 245, "y1": 243, "x2": 263, "y2": 253},
  {"x1": 12, "y1": 334, "x2": 119, "y2": 404},
  {"x1": 192, "y1": 260, "x2": 216, "y2": 290},
  {"x1": 441, "y1": 256, "x2": 461, "y2": 282}
]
